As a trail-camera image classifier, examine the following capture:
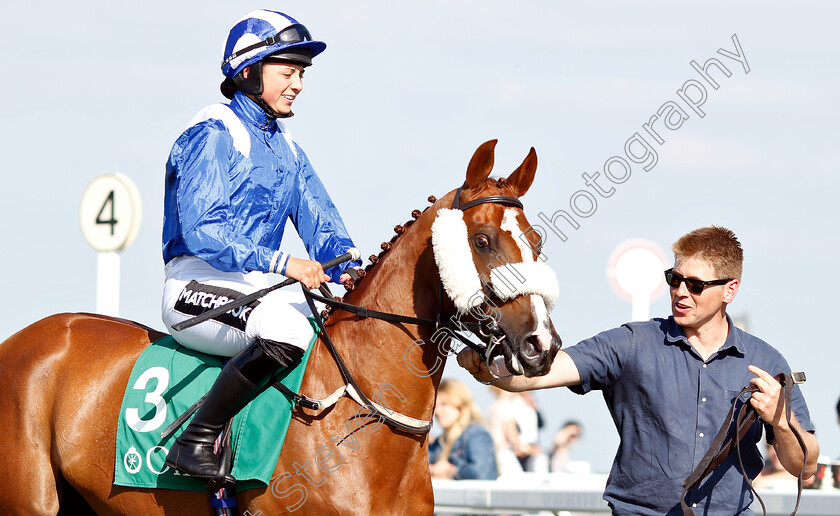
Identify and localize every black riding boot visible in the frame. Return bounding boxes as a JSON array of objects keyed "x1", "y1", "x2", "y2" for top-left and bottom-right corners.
[{"x1": 165, "y1": 339, "x2": 303, "y2": 483}]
